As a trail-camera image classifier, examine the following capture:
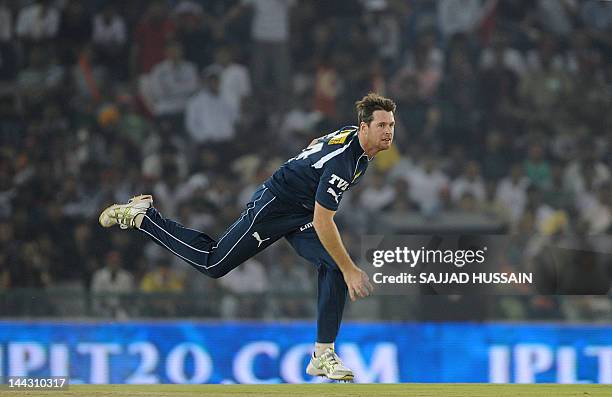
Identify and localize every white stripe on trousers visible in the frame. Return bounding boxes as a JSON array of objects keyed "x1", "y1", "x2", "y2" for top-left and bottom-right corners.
[
  {"x1": 141, "y1": 193, "x2": 276, "y2": 270},
  {"x1": 142, "y1": 186, "x2": 269, "y2": 255}
]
